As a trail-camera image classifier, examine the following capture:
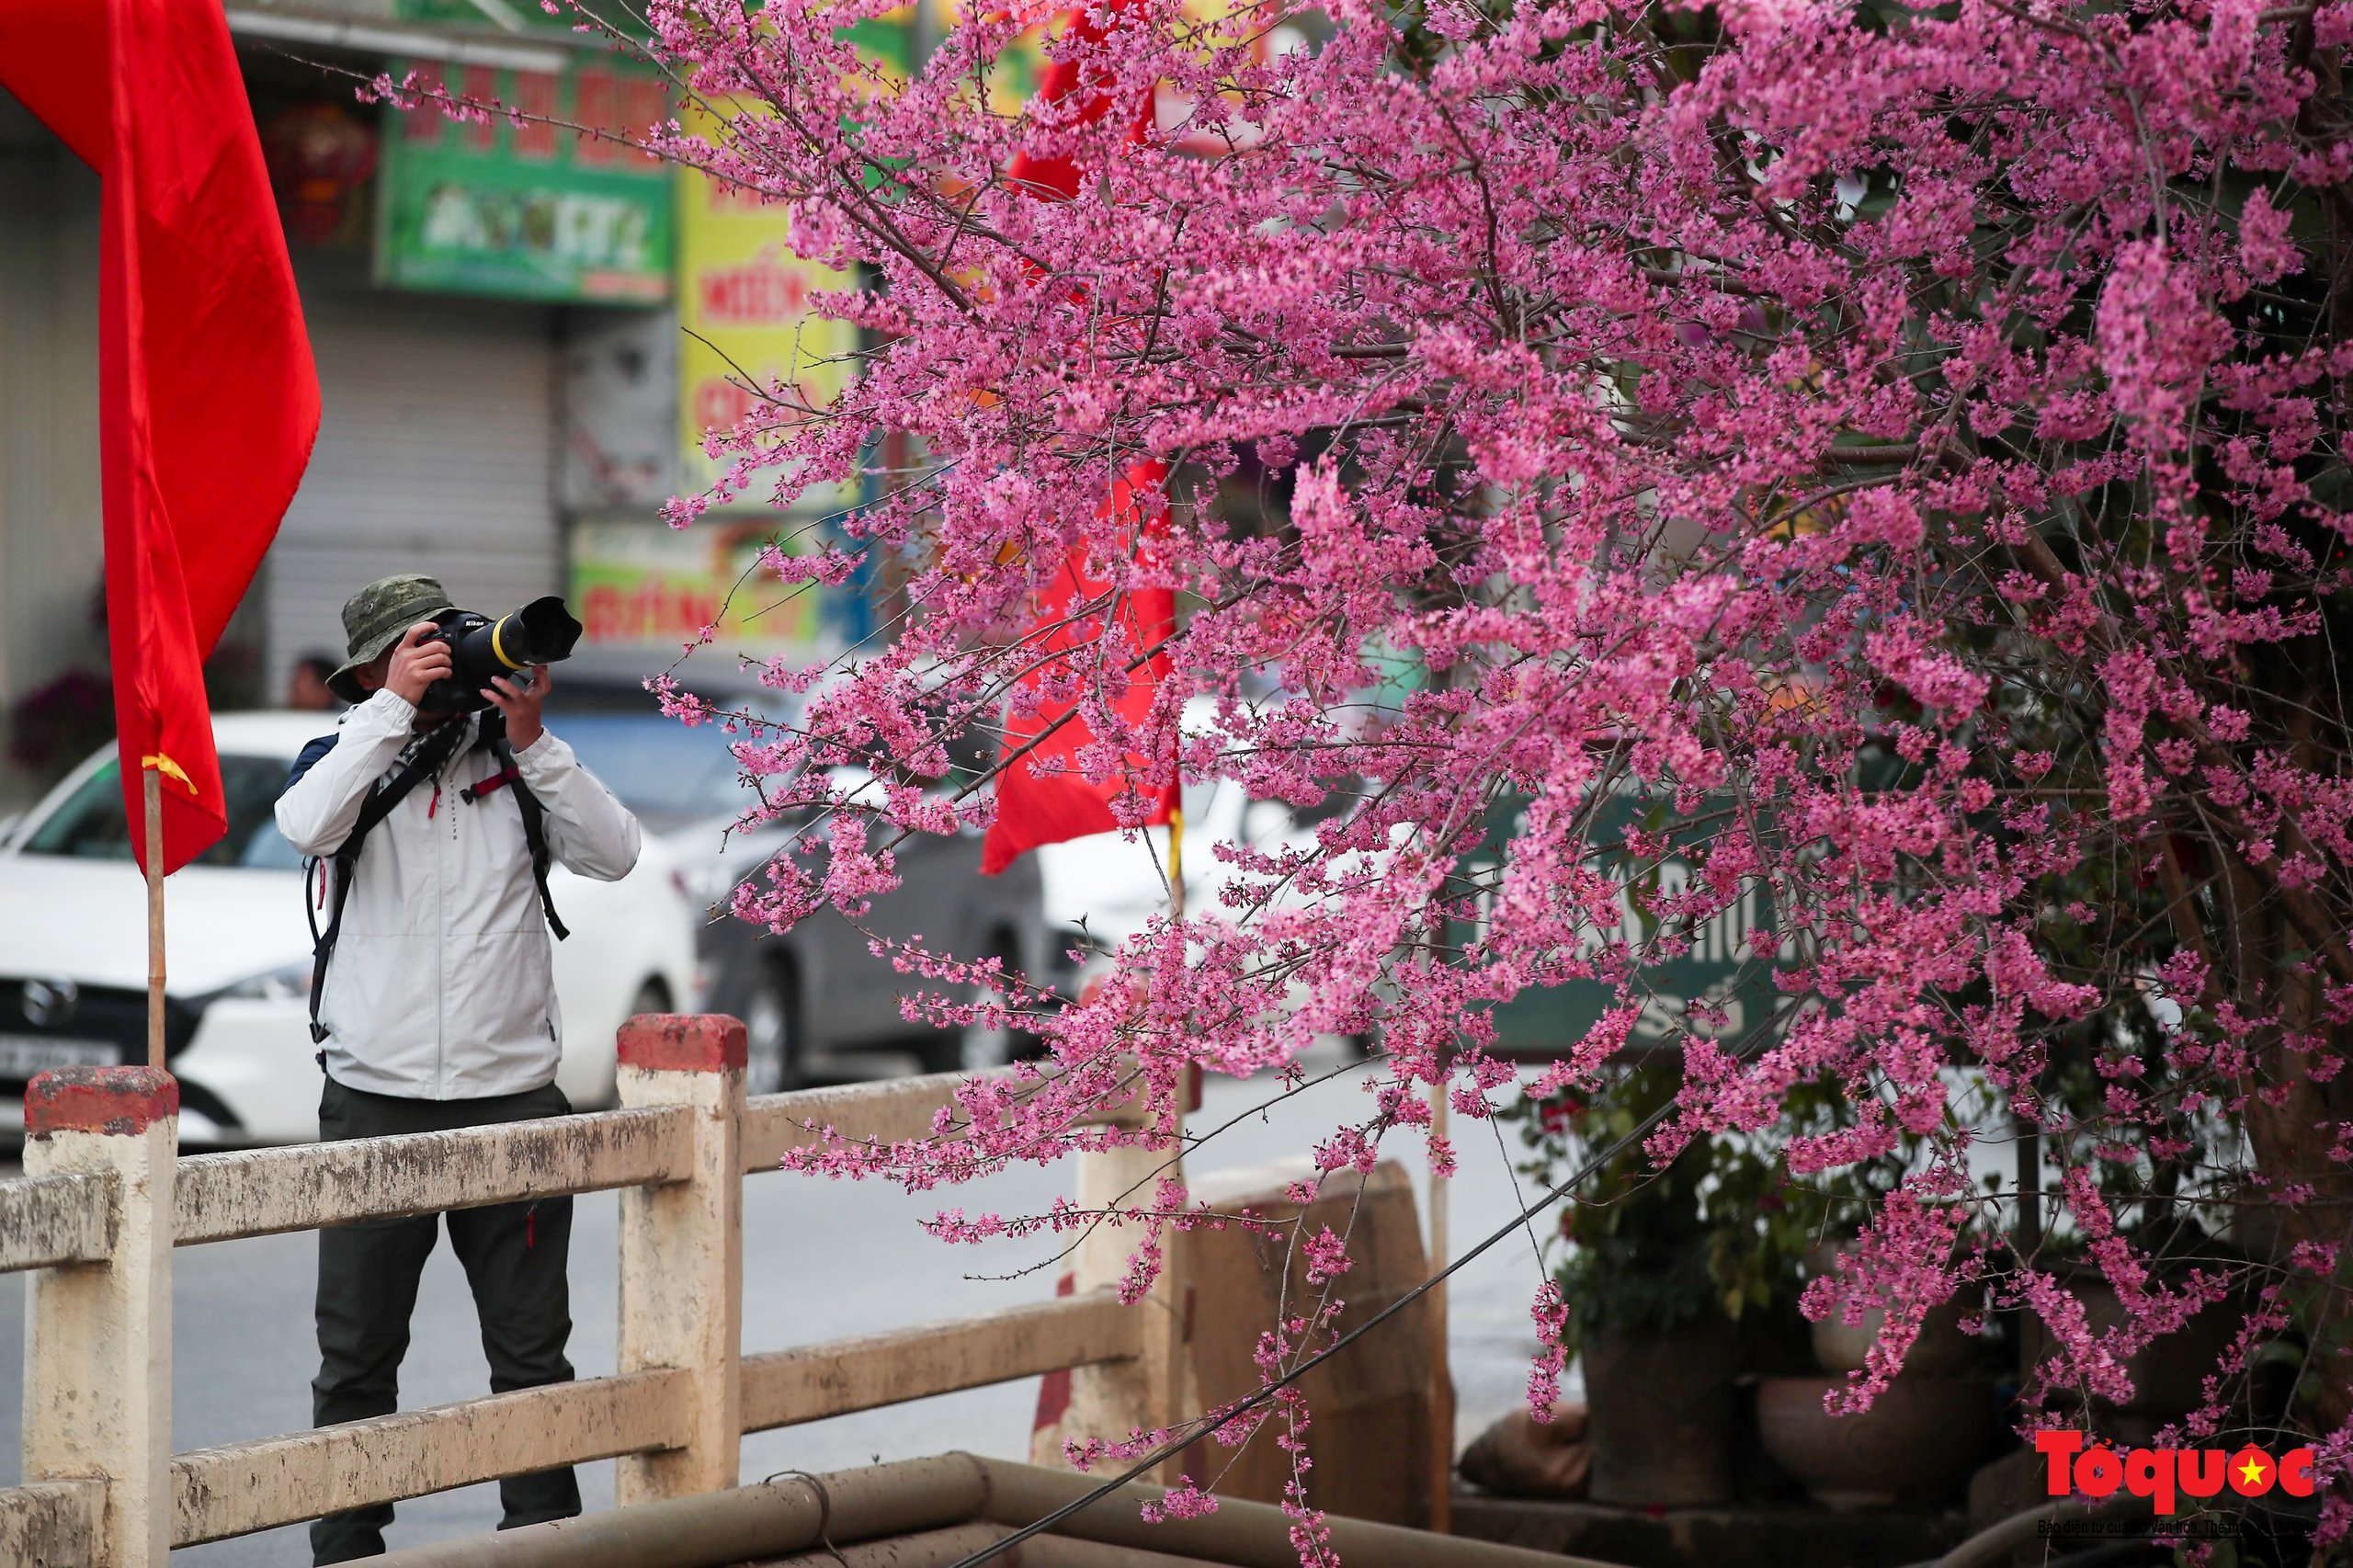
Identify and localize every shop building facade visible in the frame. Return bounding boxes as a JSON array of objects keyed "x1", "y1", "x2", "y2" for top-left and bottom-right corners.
[{"x1": 0, "y1": 1, "x2": 867, "y2": 811}]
